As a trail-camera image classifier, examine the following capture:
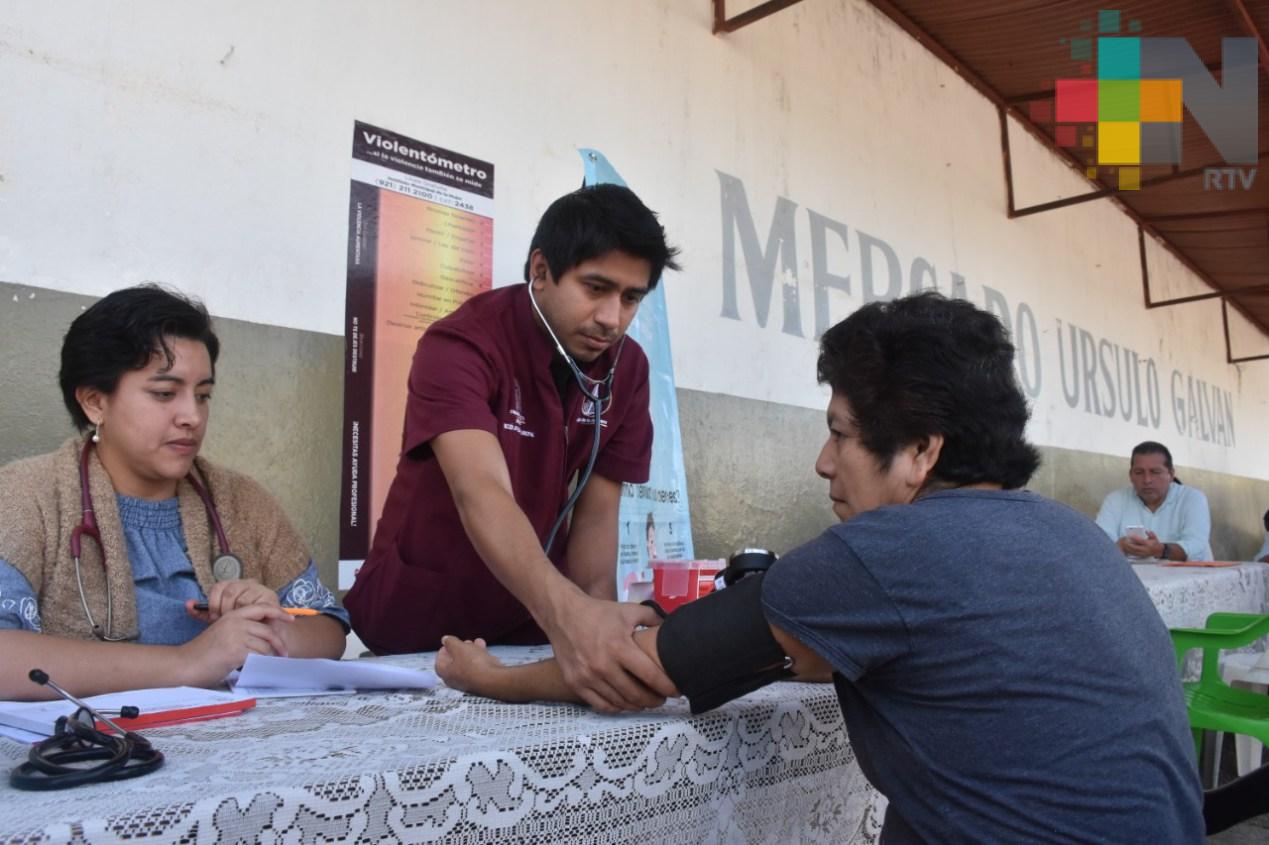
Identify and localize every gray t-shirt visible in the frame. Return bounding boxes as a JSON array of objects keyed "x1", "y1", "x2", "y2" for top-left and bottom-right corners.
[{"x1": 762, "y1": 488, "x2": 1203, "y2": 845}]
